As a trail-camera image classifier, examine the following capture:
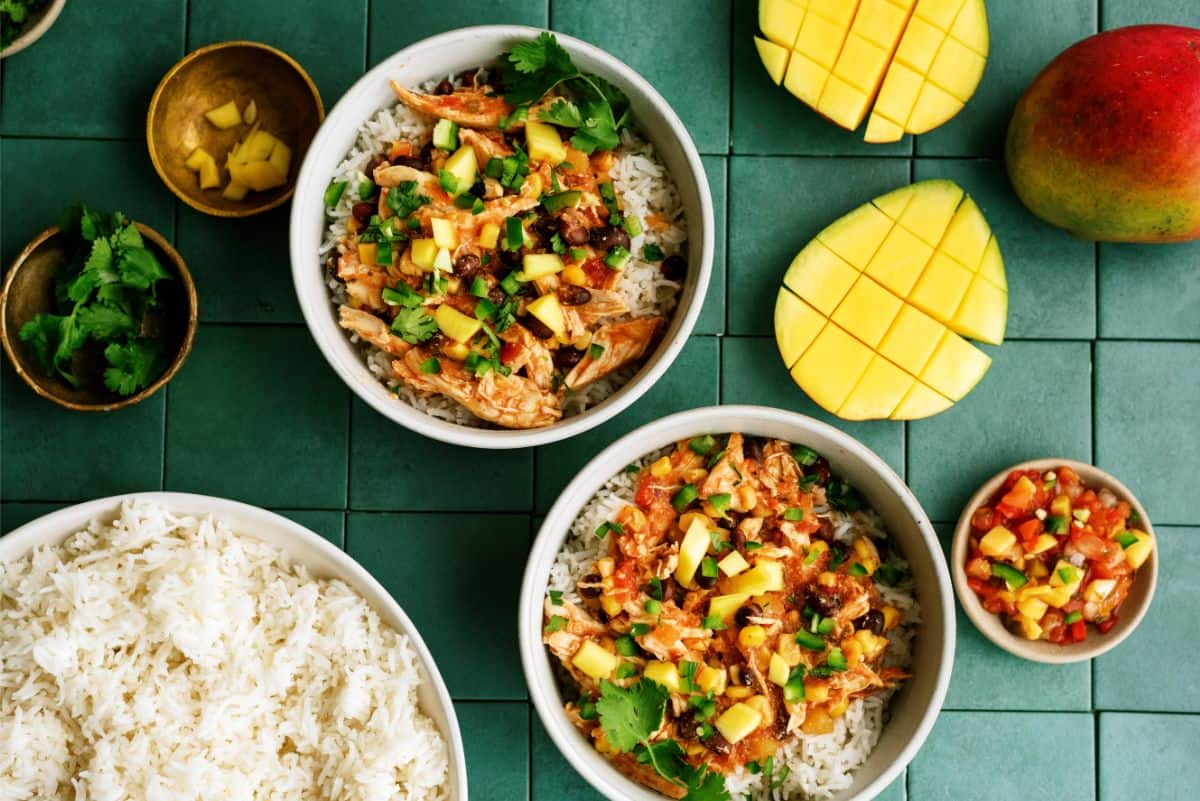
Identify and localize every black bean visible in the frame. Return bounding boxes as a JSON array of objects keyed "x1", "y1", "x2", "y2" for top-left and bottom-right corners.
[
  {"x1": 524, "y1": 315, "x2": 555, "y2": 340},
  {"x1": 560, "y1": 217, "x2": 590, "y2": 246},
  {"x1": 366, "y1": 153, "x2": 389, "y2": 175},
  {"x1": 351, "y1": 202, "x2": 375, "y2": 225},
  {"x1": 694, "y1": 572, "x2": 717, "y2": 590},
  {"x1": 558, "y1": 285, "x2": 592, "y2": 306},
  {"x1": 734, "y1": 665, "x2": 755, "y2": 687},
  {"x1": 661, "y1": 255, "x2": 687, "y2": 281},
  {"x1": 498, "y1": 248, "x2": 522, "y2": 268},
  {"x1": 453, "y1": 253, "x2": 481, "y2": 279},
  {"x1": 806, "y1": 589, "x2": 841, "y2": 618},
  {"x1": 392, "y1": 155, "x2": 426, "y2": 171},
  {"x1": 674, "y1": 711, "x2": 700, "y2": 740},
  {"x1": 706, "y1": 731, "x2": 732, "y2": 756},
  {"x1": 744, "y1": 436, "x2": 765, "y2": 463},
  {"x1": 735, "y1": 603, "x2": 763, "y2": 629},
  {"x1": 531, "y1": 213, "x2": 558, "y2": 243},
  {"x1": 579, "y1": 572, "x2": 602, "y2": 598},
  {"x1": 809, "y1": 457, "x2": 832, "y2": 486},
  {"x1": 855, "y1": 610, "x2": 885, "y2": 635},
  {"x1": 433, "y1": 79, "x2": 454, "y2": 95},
  {"x1": 488, "y1": 288, "x2": 506, "y2": 306},
  {"x1": 588, "y1": 226, "x2": 630, "y2": 252},
  {"x1": 554, "y1": 346, "x2": 584, "y2": 372},
  {"x1": 419, "y1": 142, "x2": 435, "y2": 164}
]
